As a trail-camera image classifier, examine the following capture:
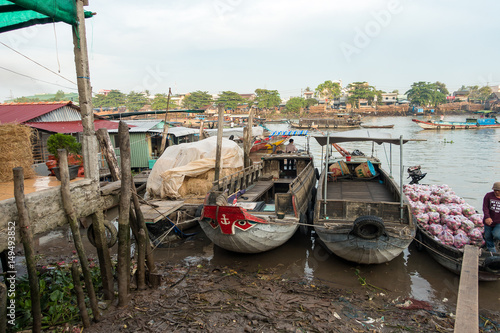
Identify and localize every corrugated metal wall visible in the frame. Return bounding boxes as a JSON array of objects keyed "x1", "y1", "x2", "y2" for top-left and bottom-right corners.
[{"x1": 110, "y1": 133, "x2": 150, "y2": 169}]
